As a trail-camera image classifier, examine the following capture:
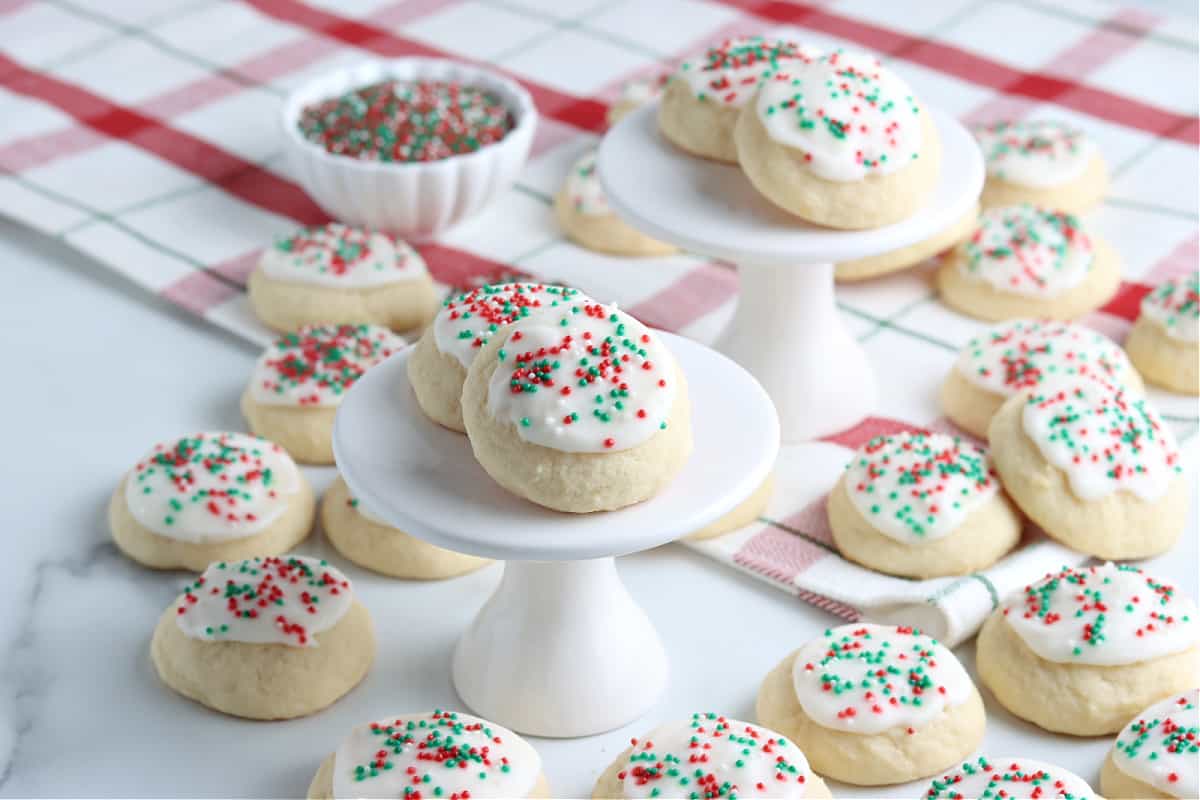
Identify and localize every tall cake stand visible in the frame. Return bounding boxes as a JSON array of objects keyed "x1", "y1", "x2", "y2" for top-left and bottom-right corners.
[
  {"x1": 333, "y1": 333, "x2": 778, "y2": 737},
  {"x1": 598, "y1": 104, "x2": 984, "y2": 441}
]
